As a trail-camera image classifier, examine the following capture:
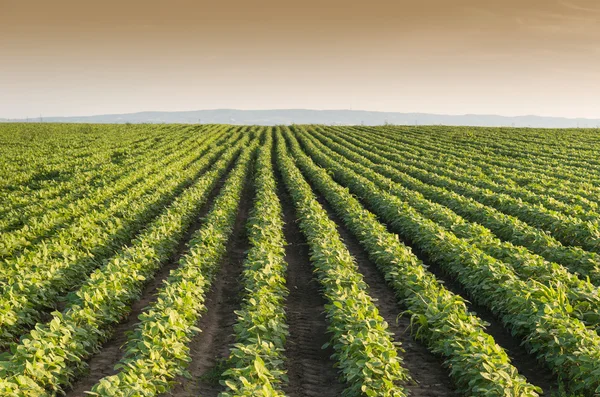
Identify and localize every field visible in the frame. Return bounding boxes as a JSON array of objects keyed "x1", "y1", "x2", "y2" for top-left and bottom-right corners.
[{"x1": 1, "y1": 123, "x2": 600, "y2": 396}]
